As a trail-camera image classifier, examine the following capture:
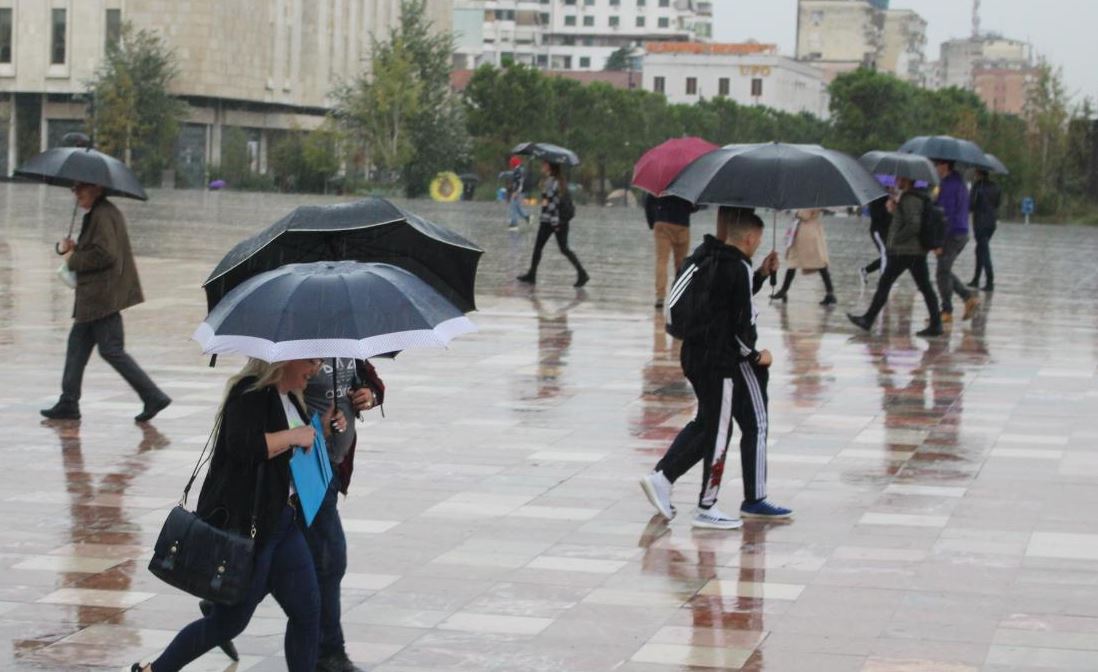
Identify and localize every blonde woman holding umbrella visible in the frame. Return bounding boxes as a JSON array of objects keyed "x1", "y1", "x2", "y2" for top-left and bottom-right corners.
[{"x1": 770, "y1": 209, "x2": 837, "y2": 306}]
